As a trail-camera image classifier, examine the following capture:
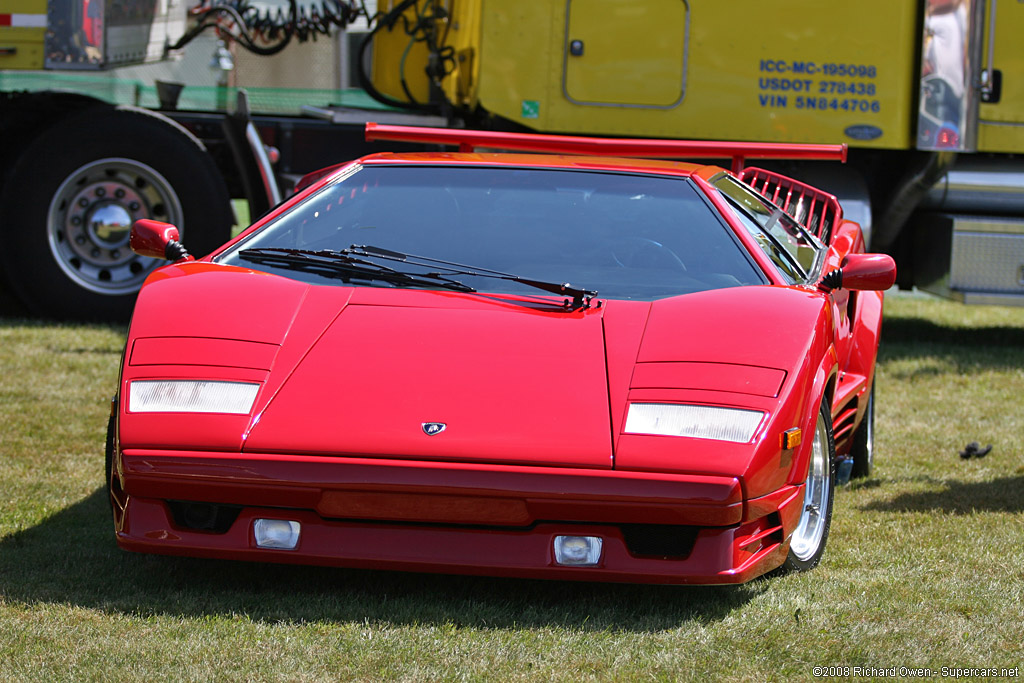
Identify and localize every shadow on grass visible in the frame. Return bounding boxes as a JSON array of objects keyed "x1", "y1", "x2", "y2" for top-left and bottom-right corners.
[
  {"x1": 0, "y1": 315, "x2": 127, "y2": 333},
  {"x1": 883, "y1": 315, "x2": 1024, "y2": 346},
  {"x1": 880, "y1": 316, "x2": 1024, "y2": 360},
  {"x1": 862, "y1": 475, "x2": 1024, "y2": 514},
  {"x1": 0, "y1": 489, "x2": 764, "y2": 631}
]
